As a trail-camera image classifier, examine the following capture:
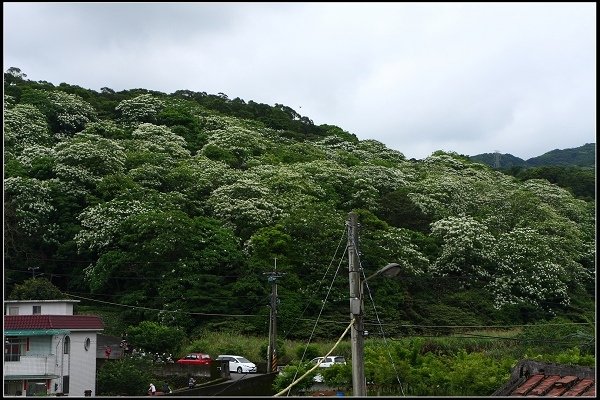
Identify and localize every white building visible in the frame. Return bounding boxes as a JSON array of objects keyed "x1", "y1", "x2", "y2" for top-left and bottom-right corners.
[{"x1": 4, "y1": 299, "x2": 104, "y2": 396}]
